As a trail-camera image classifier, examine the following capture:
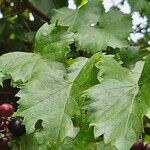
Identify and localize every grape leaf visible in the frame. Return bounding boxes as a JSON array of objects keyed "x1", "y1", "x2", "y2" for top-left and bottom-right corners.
[
  {"x1": 60, "y1": 124, "x2": 117, "y2": 150},
  {"x1": 0, "y1": 52, "x2": 100, "y2": 148},
  {"x1": 0, "y1": 52, "x2": 64, "y2": 82},
  {"x1": 65, "y1": 57, "x2": 88, "y2": 81},
  {"x1": 67, "y1": 54, "x2": 100, "y2": 107},
  {"x1": 0, "y1": 52, "x2": 76, "y2": 146},
  {"x1": 95, "y1": 141, "x2": 117, "y2": 150},
  {"x1": 52, "y1": 0, "x2": 100, "y2": 31},
  {"x1": 51, "y1": 7, "x2": 76, "y2": 27},
  {"x1": 85, "y1": 55, "x2": 150, "y2": 150},
  {"x1": 75, "y1": 7, "x2": 132, "y2": 53},
  {"x1": 119, "y1": 46, "x2": 149, "y2": 68},
  {"x1": 51, "y1": 0, "x2": 132, "y2": 53},
  {"x1": 74, "y1": 0, "x2": 88, "y2": 8},
  {"x1": 72, "y1": 123, "x2": 117, "y2": 150},
  {"x1": 35, "y1": 23, "x2": 73, "y2": 62}
]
